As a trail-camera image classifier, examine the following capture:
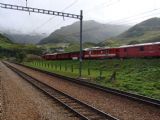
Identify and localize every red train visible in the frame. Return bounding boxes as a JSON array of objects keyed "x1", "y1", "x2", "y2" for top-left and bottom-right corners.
[{"x1": 42, "y1": 42, "x2": 160, "y2": 60}]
